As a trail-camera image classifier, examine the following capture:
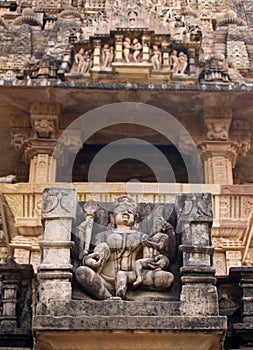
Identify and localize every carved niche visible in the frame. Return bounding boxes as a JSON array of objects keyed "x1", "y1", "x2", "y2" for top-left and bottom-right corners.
[{"x1": 73, "y1": 195, "x2": 179, "y2": 300}]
